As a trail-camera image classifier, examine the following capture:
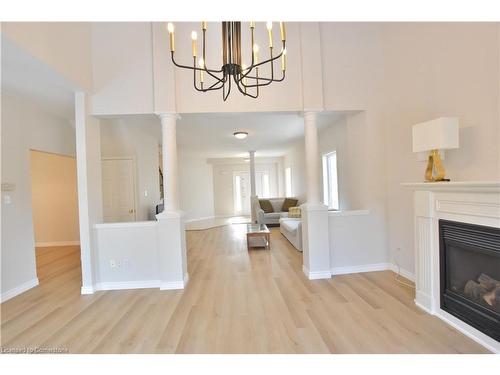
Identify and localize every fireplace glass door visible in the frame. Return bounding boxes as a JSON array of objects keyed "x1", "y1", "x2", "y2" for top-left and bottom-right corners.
[{"x1": 439, "y1": 220, "x2": 500, "y2": 341}]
